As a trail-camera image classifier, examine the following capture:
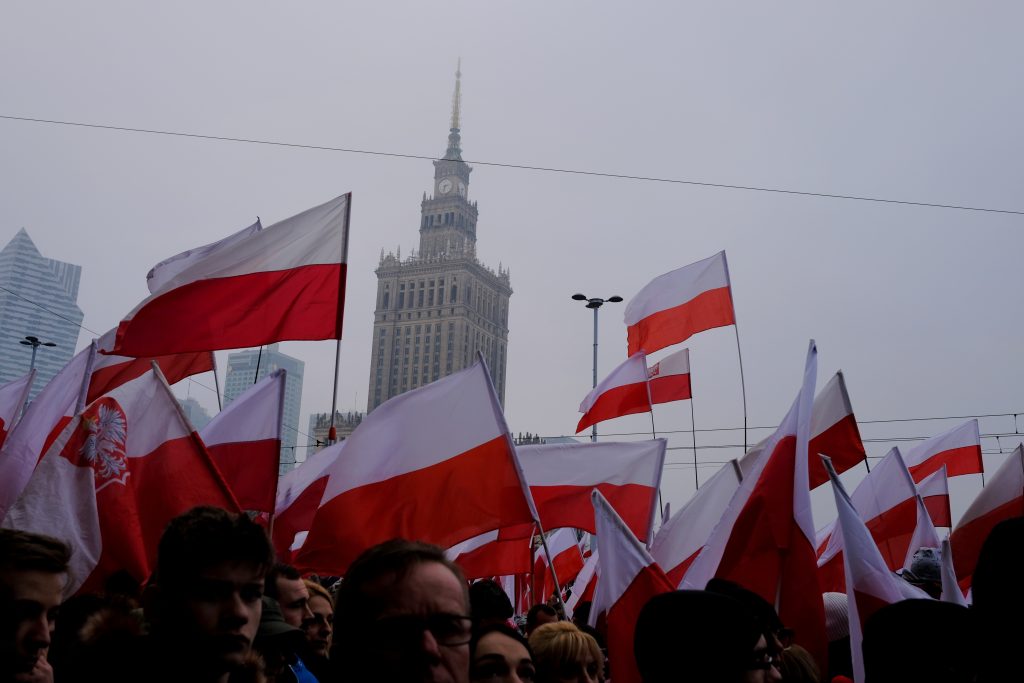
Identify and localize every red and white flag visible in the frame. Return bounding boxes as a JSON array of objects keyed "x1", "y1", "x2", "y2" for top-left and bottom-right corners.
[
  {"x1": 808, "y1": 371, "x2": 867, "y2": 488},
  {"x1": 296, "y1": 361, "x2": 536, "y2": 575},
  {"x1": 200, "y1": 369, "x2": 285, "y2": 515},
  {"x1": 646, "y1": 348, "x2": 691, "y2": 405},
  {"x1": 940, "y1": 538, "x2": 968, "y2": 607},
  {"x1": 518, "y1": 439, "x2": 665, "y2": 543},
  {"x1": 650, "y1": 460, "x2": 743, "y2": 586},
  {"x1": 950, "y1": 444, "x2": 1024, "y2": 592},
  {"x1": 824, "y1": 459, "x2": 931, "y2": 683},
  {"x1": 2, "y1": 367, "x2": 240, "y2": 595},
  {"x1": 682, "y1": 341, "x2": 827, "y2": 666},
  {"x1": 624, "y1": 251, "x2": 735, "y2": 356},
  {"x1": 89, "y1": 328, "x2": 213, "y2": 405},
  {"x1": 111, "y1": 194, "x2": 351, "y2": 357},
  {"x1": 446, "y1": 530, "x2": 532, "y2": 581},
  {"x1": 904, "y1": 419, "x2": 982, "y2": 482},
  {"x1": 918, "y1": 466, "x2": 952, "y2": 527},
  {"x1": 146, "y1": 219, "x2": 263, "y2": 294},
  {"x1": 576, "y1": 353, "x2": 651, "y2": 433},
  {"x1": 566, "y1": 549, "x2": 599, "y2": 619},
  {"x1": 537, "y1": 528, "x2": 585, "y2": 599},
  {"x1": 0, "y1": 371, "x2": 34, "y2": 450},
  {"x1": 591, "y1": 490, "x2": 674, "y2": 683},
  {"x1": 902, "y1": 493, "x2": 941, "y2": 570},
  {"x1": 272, "y1": 441, "x2": 343, "y2": 563}
]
